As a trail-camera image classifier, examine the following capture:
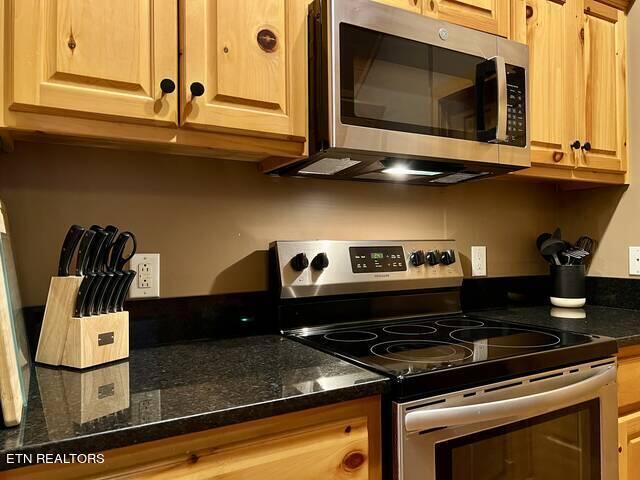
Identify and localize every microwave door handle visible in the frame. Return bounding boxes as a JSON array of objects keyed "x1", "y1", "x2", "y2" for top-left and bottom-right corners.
[
  {"x1": 404, "y1": 365, "x2": 615, "y2": 433},
  {"x1": 491, "y1": 55, "x2": 508, "y2": 143}
]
